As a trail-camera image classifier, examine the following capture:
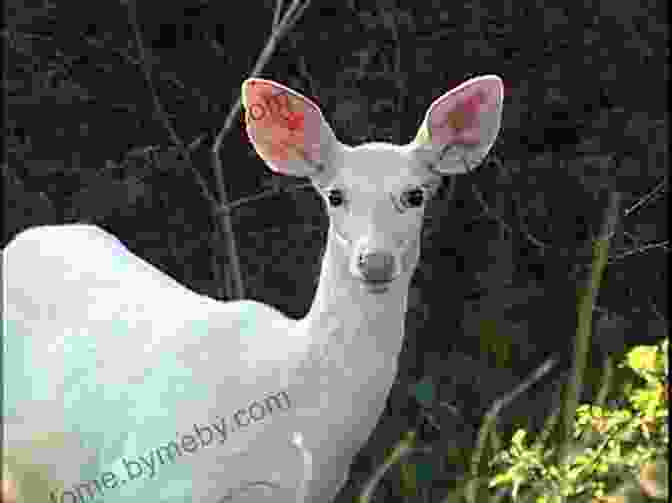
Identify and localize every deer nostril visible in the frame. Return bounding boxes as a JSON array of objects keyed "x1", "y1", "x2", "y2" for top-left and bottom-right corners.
[{"x1": 359, "y1": 252, "x2": 395, "y2": 282}]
